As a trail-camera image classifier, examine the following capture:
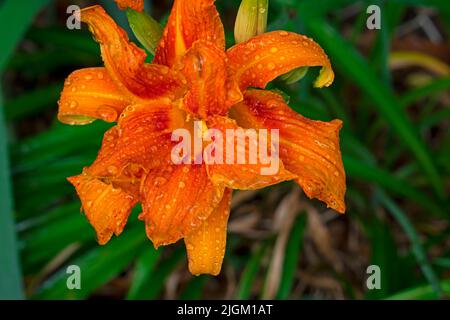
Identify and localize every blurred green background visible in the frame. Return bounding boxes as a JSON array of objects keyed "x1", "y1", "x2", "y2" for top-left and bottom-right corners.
[{"x1": 0, "y1": 0, "x2": 449, "y2": 300}]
